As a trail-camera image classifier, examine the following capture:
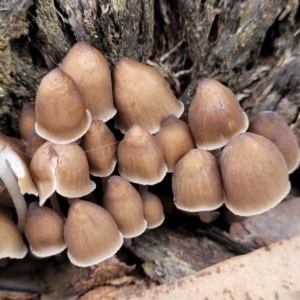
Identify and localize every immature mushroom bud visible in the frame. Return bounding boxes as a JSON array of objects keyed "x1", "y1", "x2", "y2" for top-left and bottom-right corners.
[
  {"x1": 155, "y1": 115, "x2": 196, "y2": 172},
  {"x1": 103, "y1": 176, "x2": 147, "y2": 238},
  {"x1": 117, "y1": 125, "x2": 167, "y2": 185},
  {"x1": 248, "y1": 111, "x2": 300, "y2": 174},
  {"x1": 188, "y1": 78, "x2": 249, "y2": 150},
  {"x1": 60, "y1": 42, "x2": 116, "y2": 122},
  {"x1": 64, "y1": 199, "x2": 123, "y2": 267},
  {"x1": 24, "y1": 202, "x2": 66, "y2": 257},
  {"x1": 80, "y1": 120, "x2": 117, "y2": 177},
  {"x1": 113, "y1": 57, "x2": 184, "y2": 134},
  {"x1": 35, "y1": 68, "x2": 92, "y2": 144},
  {"x1": 220, "y1": 132, "x2": 290, "y2": 216},
  {"x1": 140, "y1": 189, "x2": 165, "y2": 229},
  {"x1": 0, "y1": 211, "x2": 27, "y2": 259},
  {"x1": 30, "y1": 142, "x2": 96, "y2": 205},
  {"x1": 19, "y1": 103, "x2": 36, "y2": 142},
  {"x1": 172, "y1": 149, "x2": 224, "y2": 212}
]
